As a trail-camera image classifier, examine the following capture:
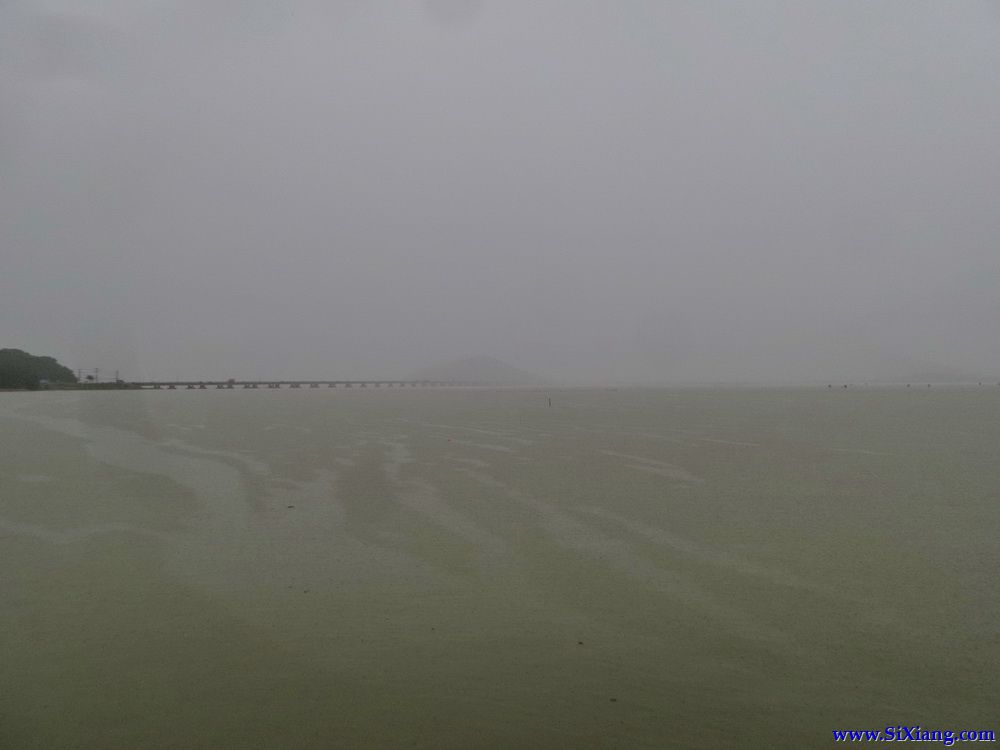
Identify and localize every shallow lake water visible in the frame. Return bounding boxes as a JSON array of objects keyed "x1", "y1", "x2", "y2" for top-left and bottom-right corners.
[{"x1": 1, "y1": 386, "x2": 997, "y2": 748}]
